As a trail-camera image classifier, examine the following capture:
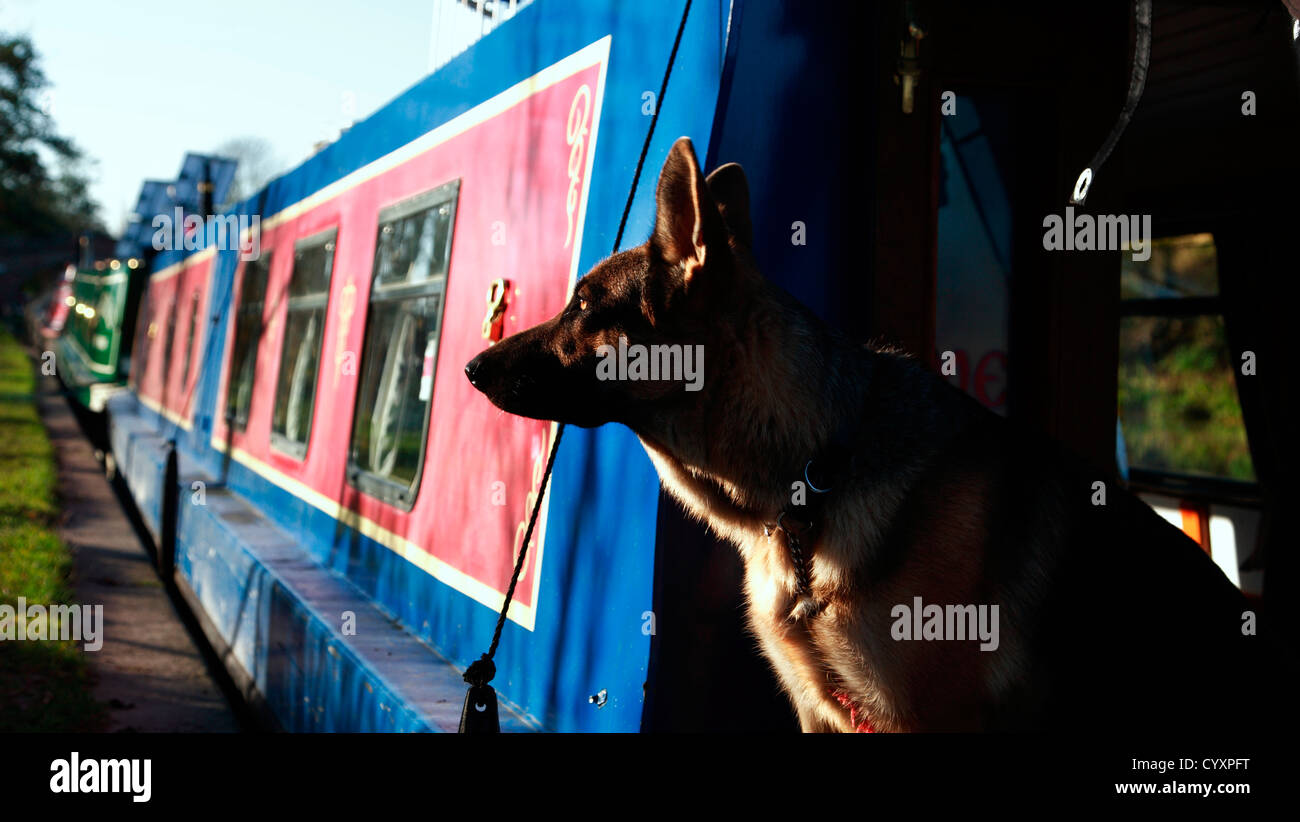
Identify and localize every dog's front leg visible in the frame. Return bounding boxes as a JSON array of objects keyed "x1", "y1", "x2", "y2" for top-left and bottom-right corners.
[
  {"x1": 748, "y1": 606, "x2": 854, "y2": 733},
  {"x1": 762, "y1": 636, "x2": 852, "y2": 733},
  {"x1": 796, "y1": 707, "x2": 841, "y2": 733}
]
